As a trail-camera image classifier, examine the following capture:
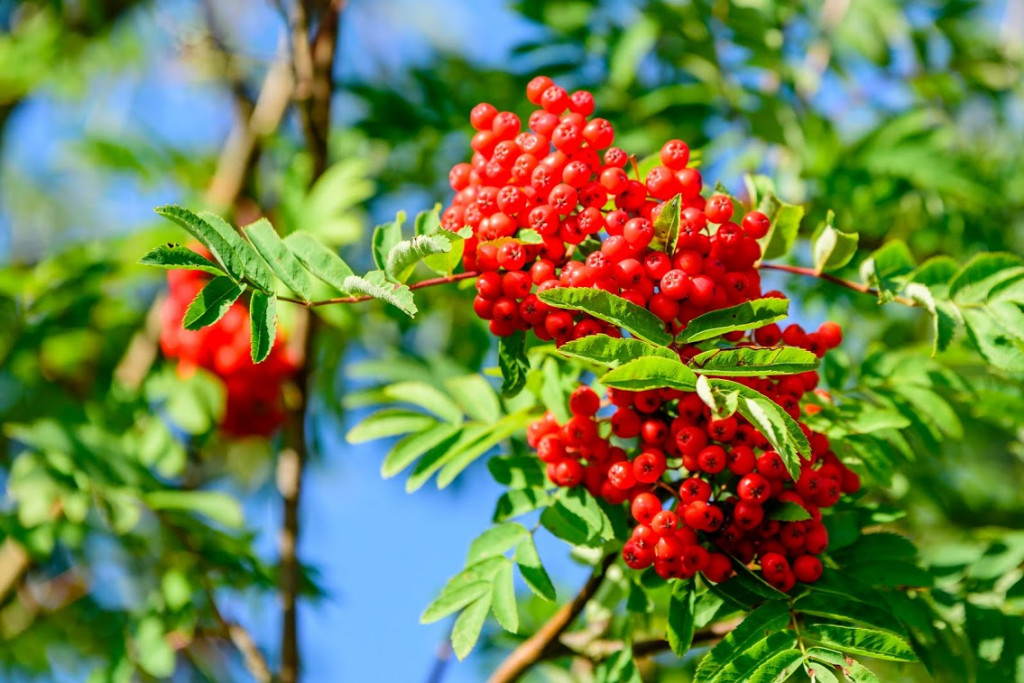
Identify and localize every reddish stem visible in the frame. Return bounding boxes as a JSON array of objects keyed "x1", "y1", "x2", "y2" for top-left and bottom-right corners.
[
  {"x1": 276, "y1": 271, "x2": 479, "y2": 307},
  {"x1": 758, "y1": 262, "x2": 918, "y2": 307}
]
